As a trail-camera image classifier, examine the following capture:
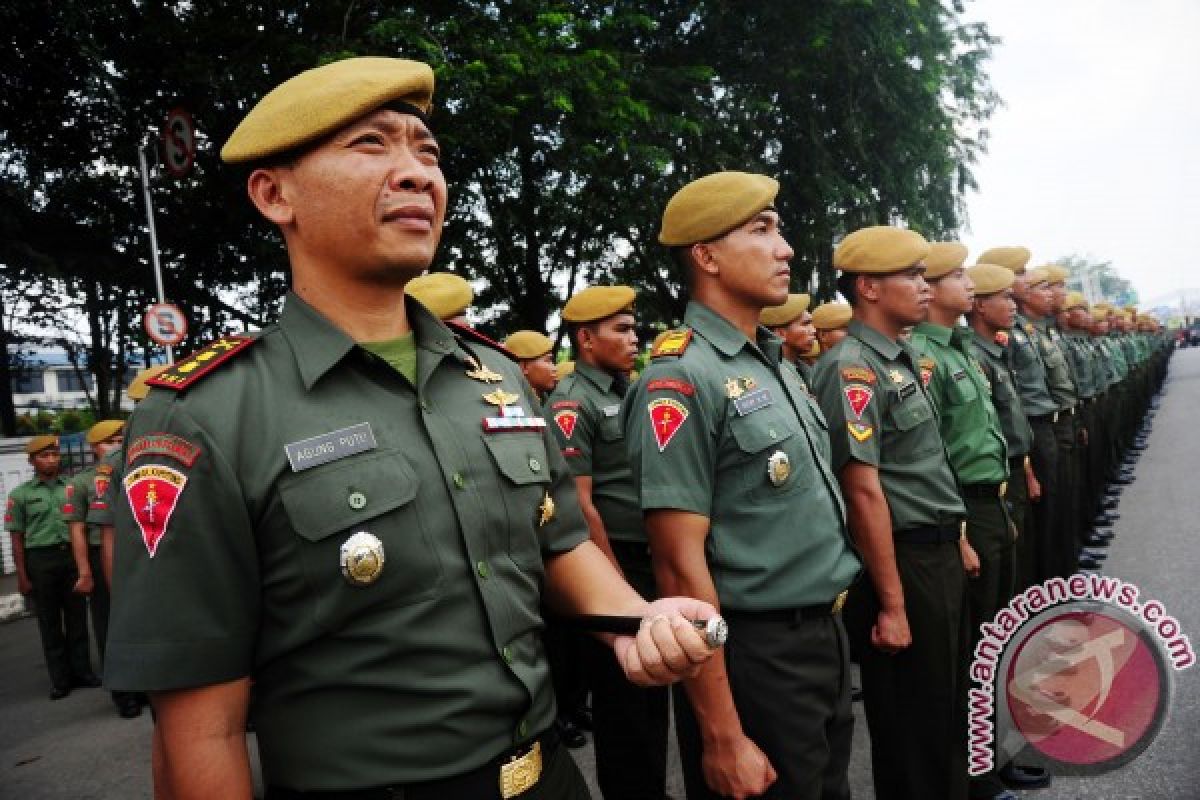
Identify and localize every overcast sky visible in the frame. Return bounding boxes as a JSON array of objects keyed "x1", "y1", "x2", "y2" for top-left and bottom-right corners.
[{"x1": 959, "y1": 0, "x2": 1200, "y2": 305}]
